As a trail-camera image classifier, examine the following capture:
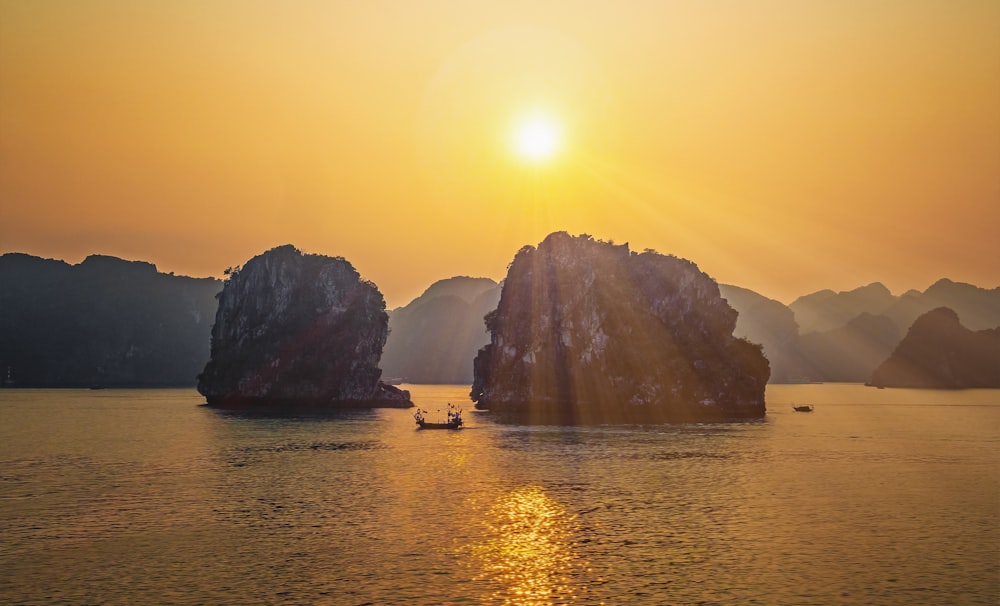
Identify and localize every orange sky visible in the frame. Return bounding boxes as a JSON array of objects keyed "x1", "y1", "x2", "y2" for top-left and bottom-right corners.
[{"x1": 2, "y1": 1, "x2": 998, "y2": 307}]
